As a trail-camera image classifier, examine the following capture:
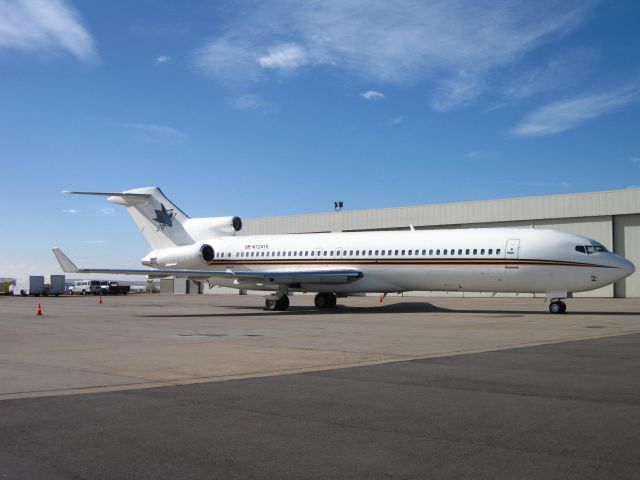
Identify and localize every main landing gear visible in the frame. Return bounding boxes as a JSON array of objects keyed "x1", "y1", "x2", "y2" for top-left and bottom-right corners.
[
  {"x1": 264, "y1": 295, "x2": 289, "y2": 311},
  {"x1": 549, "y1": 299, "x2": 567, "y2": 314},
  {"x1": 314, "y1": 292, "x2": 337, "y2": 309}
]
